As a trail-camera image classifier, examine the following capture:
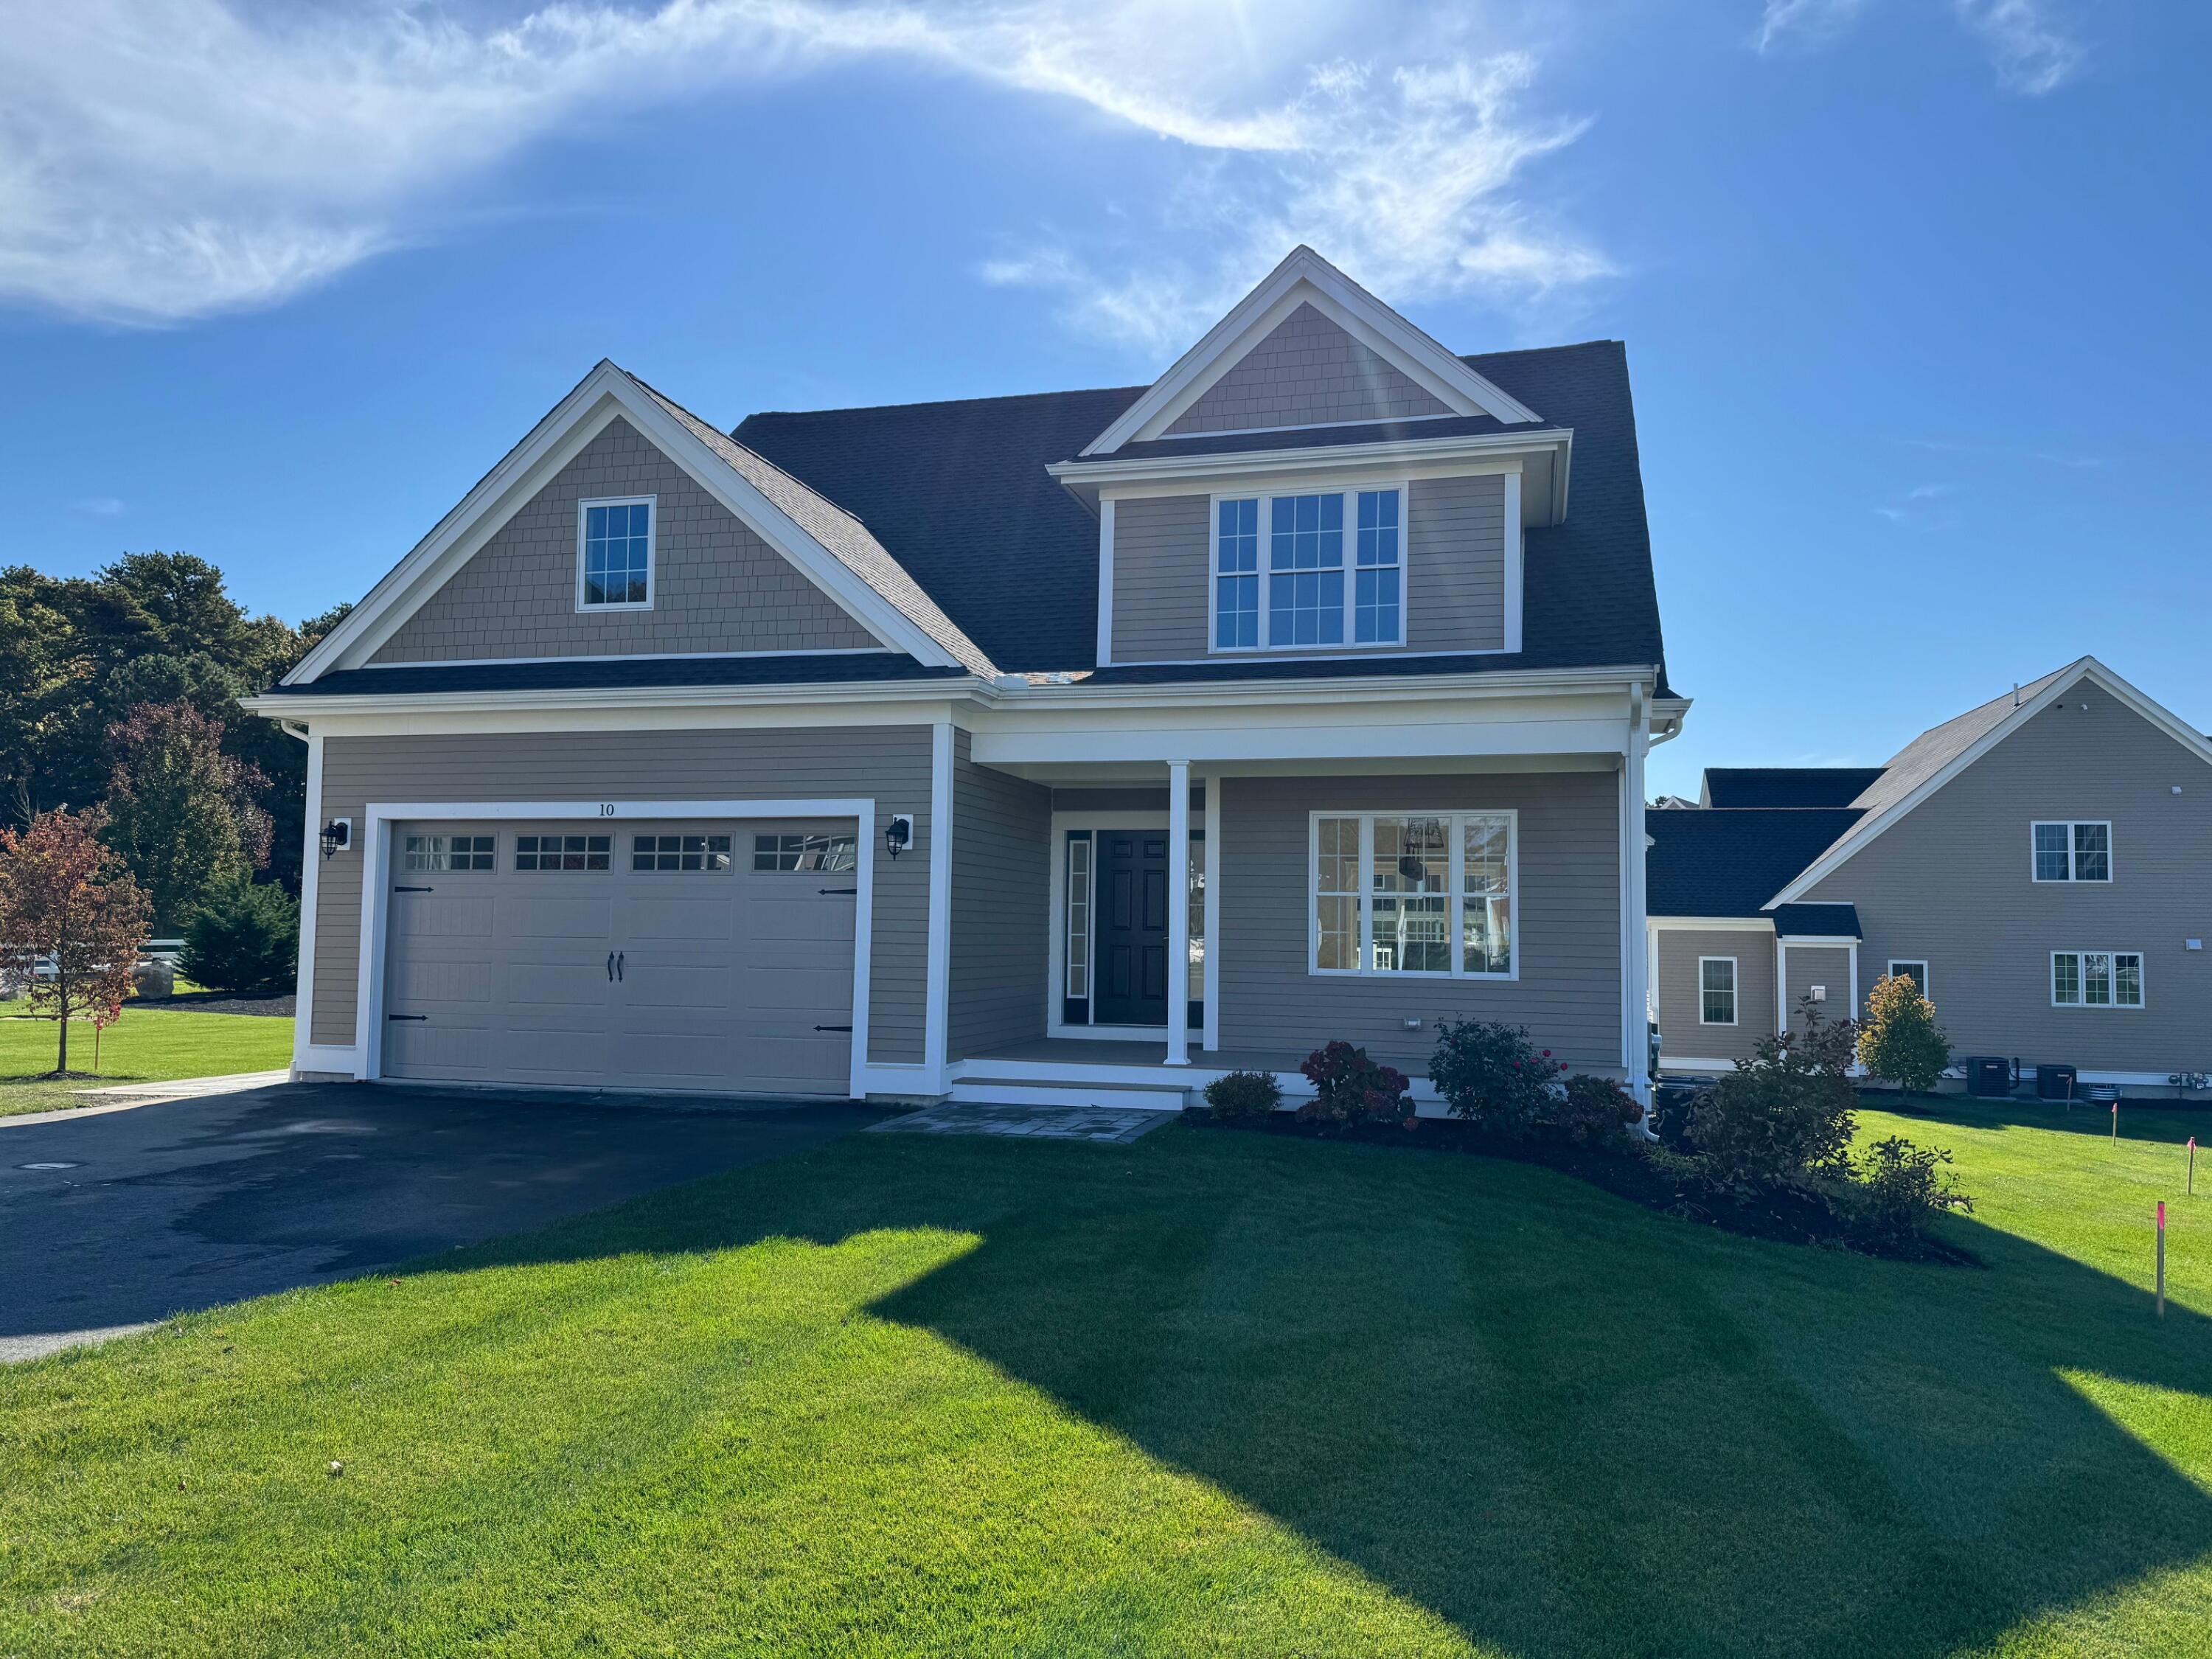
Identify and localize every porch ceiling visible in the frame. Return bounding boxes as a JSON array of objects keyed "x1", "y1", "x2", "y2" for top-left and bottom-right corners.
[{"x1": 980, "y1": 751, "x2": 1621, "y2": 786}]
